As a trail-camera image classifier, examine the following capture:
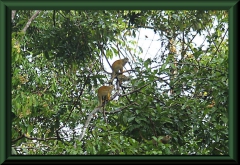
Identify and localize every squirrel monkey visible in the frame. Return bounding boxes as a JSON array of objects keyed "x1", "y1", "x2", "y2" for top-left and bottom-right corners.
[
  {"x1": 151, "y1": 135, "x2": 172, "y2": 146},
  {"x1": 110, "y1": 58, "x2": 129, "y2": 83},
  {"x1": 97, "y1": 85, "x2": 114, "y2": 107},
  {"x1": 117, "y1": 74, "x2": 130, "y2": 85},
  {"x1": 160, "y1": 135, "x2": 172, "y2": 144}
]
